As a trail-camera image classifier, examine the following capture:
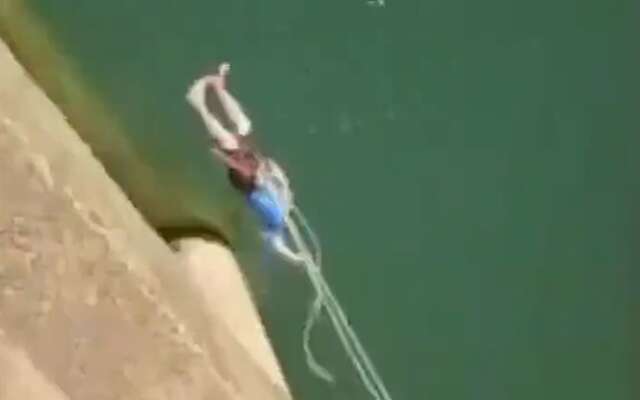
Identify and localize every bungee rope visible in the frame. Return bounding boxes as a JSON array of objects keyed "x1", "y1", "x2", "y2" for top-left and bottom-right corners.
[
  {"x1": 287, "y1": 206, "x2": 394, "y2": 400},
  {"x1": 258, "y1": 161, "x2": 393, "y2": 400}
]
